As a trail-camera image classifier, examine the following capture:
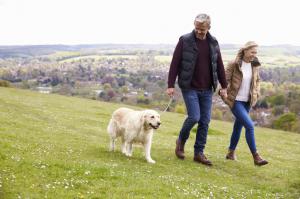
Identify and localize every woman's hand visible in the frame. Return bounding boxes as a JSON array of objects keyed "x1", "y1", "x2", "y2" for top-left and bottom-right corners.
[{"x1": 219, "y1": 88, "x2": 227, "y2": 98}]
